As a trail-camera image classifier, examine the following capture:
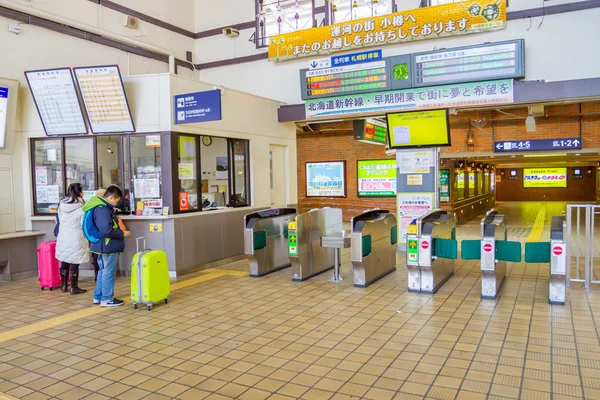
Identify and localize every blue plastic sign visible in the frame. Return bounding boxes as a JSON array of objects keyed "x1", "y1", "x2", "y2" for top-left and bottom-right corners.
[
  {"x1": 332, "y1": 50, "x2": 382, "y2": 66},
  {"x1": 0, "y1": 87, "x2": 8, "y2": 149},
  {"x1": 494, "y1": 138, "x2": 582, "y2": 153},
  {"x1": 174, "y1": 89, "x2": 222, "y2": 124}
]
